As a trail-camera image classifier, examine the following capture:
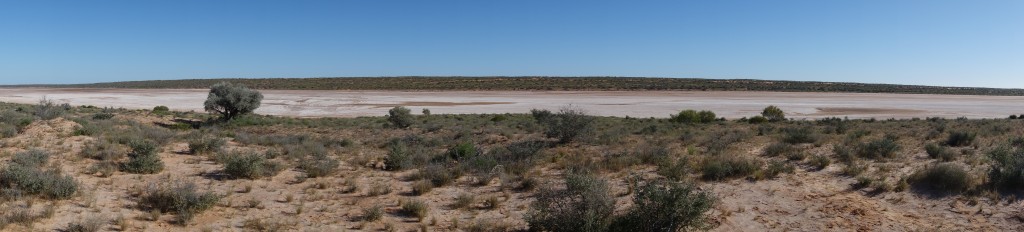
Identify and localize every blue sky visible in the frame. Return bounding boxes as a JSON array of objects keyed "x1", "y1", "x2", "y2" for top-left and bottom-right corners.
[{"x1": 1, "y1": 1, "x2": 1021, "y2": 88}]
